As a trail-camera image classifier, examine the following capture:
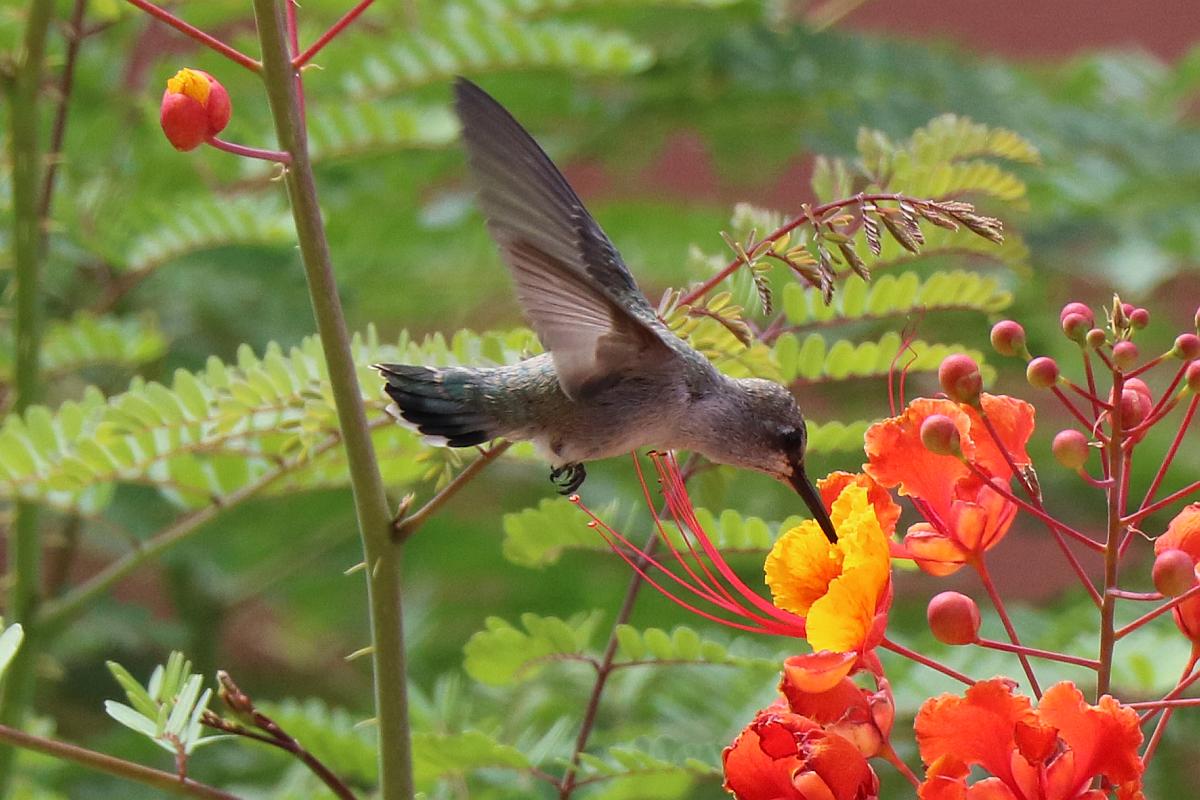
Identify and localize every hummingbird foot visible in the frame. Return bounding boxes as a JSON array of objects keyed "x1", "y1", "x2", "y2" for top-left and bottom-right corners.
[{"x1": 549, "y1": 463, "x2": 587, "y2": 495}]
